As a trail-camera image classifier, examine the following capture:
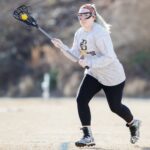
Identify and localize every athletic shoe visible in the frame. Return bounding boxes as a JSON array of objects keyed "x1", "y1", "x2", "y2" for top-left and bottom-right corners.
[
  {"x1": 75, "y1": 127, "x2": 95, "y2": 147},
  {"x1": 127, "y1": 120, "x2": 141, "y2": 144}
]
